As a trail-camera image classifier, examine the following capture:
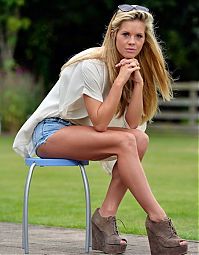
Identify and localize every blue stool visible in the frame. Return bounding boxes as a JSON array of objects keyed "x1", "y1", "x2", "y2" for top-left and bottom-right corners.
[{"x1": 22, "y1": 157, "x2": 91, "y2": 254}]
